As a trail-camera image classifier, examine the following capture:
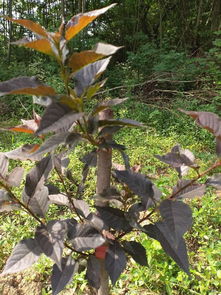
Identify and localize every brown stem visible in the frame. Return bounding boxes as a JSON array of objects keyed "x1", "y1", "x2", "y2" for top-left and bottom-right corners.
[
  {"x1": 96, "y1": 109, "x2": 113, "y2": 295},
  {"x1": 55, "y1": 168, "x2": 83, "y2": 221}
]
